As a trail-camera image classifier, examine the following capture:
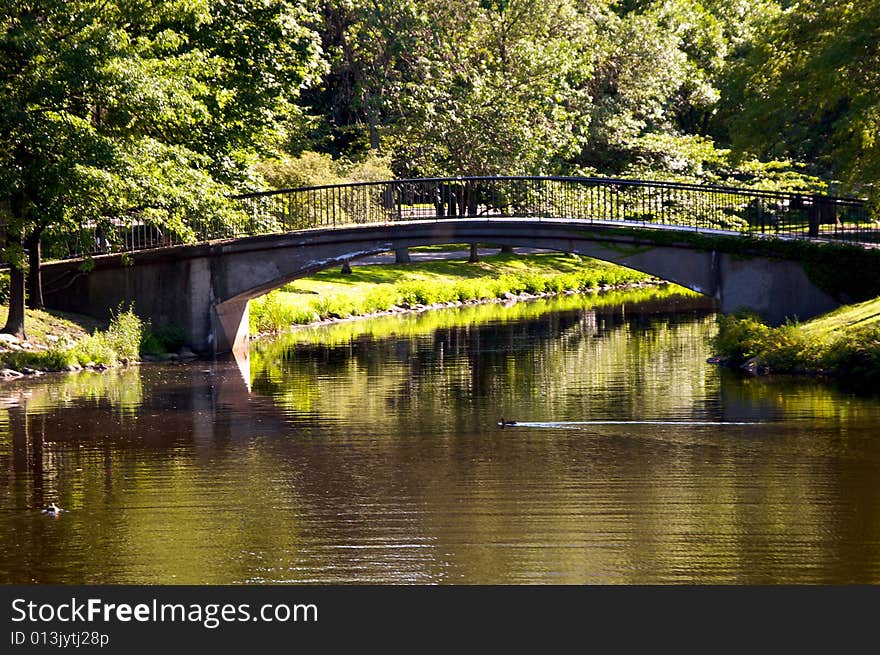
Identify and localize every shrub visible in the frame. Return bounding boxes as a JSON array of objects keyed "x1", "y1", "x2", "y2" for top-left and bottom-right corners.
[
  {"x1": 823, "y1": 327, "x2": 880, "y2": 384},
  {"x1": 152, "y1": 324, "x2": 187, "y2": 352},
  {"x1": 452, "y1": 281, "x2": 478, "y2": 302},
  {"x1": 73, "y1": 332, "x2": 118, "y2": 366},
  {"x1": 252, "y1": 293, "x2": 297, "y2": 333},
  {"x1": 518, "y1": 273, "x2": 545, "y2": 294},
  {"x1": 311, "y1": 294, "x2": 358, "y2": 318},
  {"x1": 104, "y1": 305, "x2": 143, "y2": 363},
  {"x1": 397, "y1": 281, "x2": 436, "y2": 306},
  {"x1": 713, "y1": 312, "x2": 771, "y2": 365},
  {"x1": 362, "y1": 286, "x2": 399, "y2": 312},
  {"x1": 758, "y1": 322, "x2": 820, "y2": 373}
]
